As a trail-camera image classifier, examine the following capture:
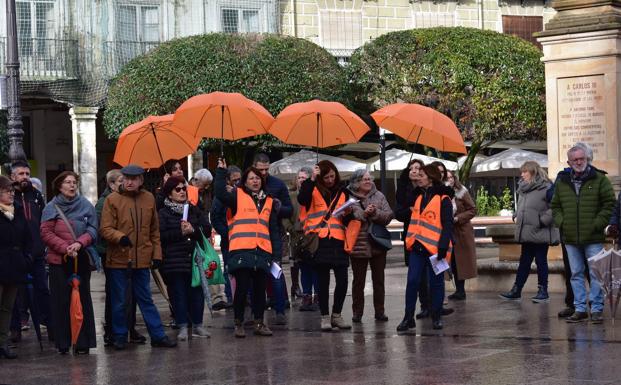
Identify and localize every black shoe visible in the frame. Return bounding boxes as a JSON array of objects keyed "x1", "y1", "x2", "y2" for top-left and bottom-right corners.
[
  {"x1": 58, "y1": 347, "x2": 69, "y2": 355},
  {"x1": 75, "y1": 348, "x2": 90, "y2": 355},
  {"x1": 130, "y1": 330, "x2": 147, "y2": 344},
  {"x1": 590, "y1": 312, "x2": 604, "y2": 324},
  {"x1": 531, "y1": 286, "x2": 549, "y2": 304},
  {"x1": 9, "y1": 330, "x2": 21, "y2": 343},
  {"x1": 415, "y1": 309, "x2": 430, "y2": 319},
  {"x1": 432, "y1": 319, "x2": 444, "y2": 330},
  {"x1": 499, "y1": 284, "x2": 522, "y2": 300},
  {"x1": 103, "y1": 333, "x2": 113, "y2": 347},
  {"x1": 212, "y1": 301, "x2": 227, "y2": 311},
  {"x1": 113, "y1": 340, "x2": 127, "y2": 351},
  {"x1": 352, "y1": 315, "x2": 362, "y2": 323},
  {"x1": 441, "y1": 308, "x2": 454, "y2": 316},
  {"x1": 566, "y1": 311, "x2": 589, "y2": 323},
  {"x1": 558, "y1": 307, "x2": 575, "y2": 318},
  {"x1": 397, "y1": 311, "x2": 416, "y2": 332},
  {"x1": 448, "y1": 292, "x2": 466, "y2": 301},
  {"x1": 0, "y1": 345, "x2": 17, "y2": 359},
  {"x1": 151, "y1": 336, "x2": 177, "y2": 348},
  {"x1": 375, "y1": 313, "x2": 389, "y2": 322}
]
